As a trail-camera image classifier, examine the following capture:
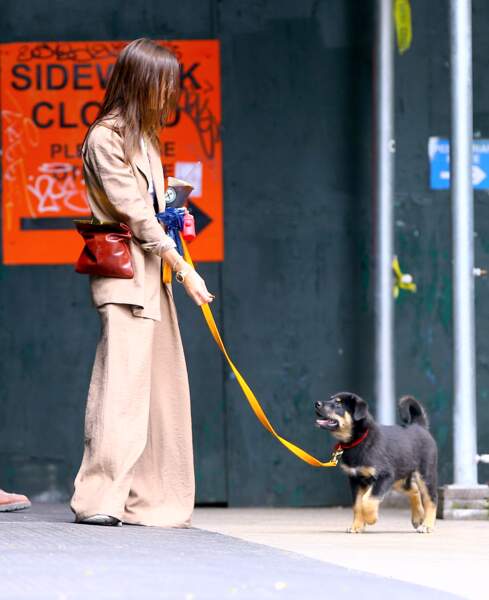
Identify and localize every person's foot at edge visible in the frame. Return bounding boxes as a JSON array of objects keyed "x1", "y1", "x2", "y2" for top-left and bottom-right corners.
[{"x1": 0, "y1": 489, "x2": 32, "y2": 512}]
